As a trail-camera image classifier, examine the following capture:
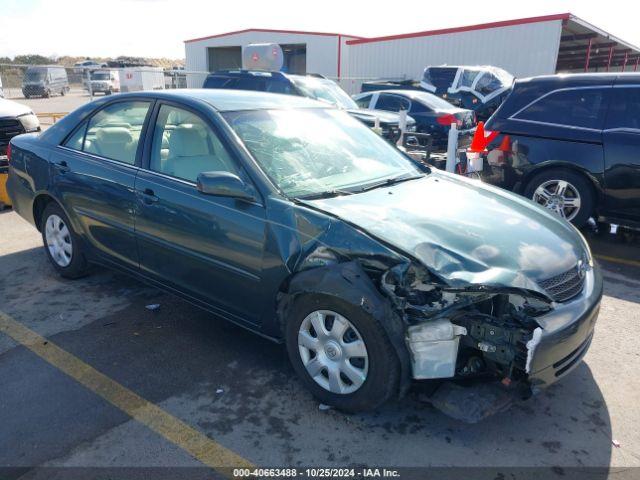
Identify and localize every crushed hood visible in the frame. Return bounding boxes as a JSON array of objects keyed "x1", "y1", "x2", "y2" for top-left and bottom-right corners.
[{"x1": 304, "y1": 171, "x2": 587, "y2": 296}]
